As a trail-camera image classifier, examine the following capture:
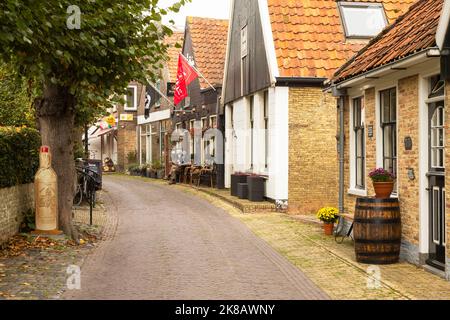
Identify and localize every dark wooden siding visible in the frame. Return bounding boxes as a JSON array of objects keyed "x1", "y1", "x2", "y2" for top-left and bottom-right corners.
[{"x1": 224, "y1": 0, "x2": 271, "y2": 104}]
